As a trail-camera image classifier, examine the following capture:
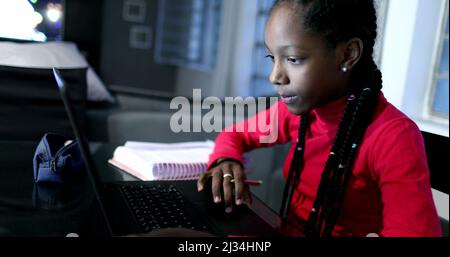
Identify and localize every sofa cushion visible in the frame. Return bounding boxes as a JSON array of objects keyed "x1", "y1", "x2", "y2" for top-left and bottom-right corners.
[
  {"x1": 0, "y1": 65, "x2": 87, "y2": 141},
  {"x1": 0, "y1": 41, "x2": 115, "y2": 103}
]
